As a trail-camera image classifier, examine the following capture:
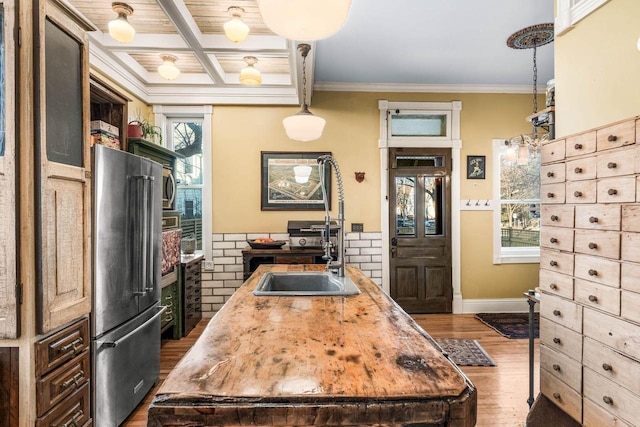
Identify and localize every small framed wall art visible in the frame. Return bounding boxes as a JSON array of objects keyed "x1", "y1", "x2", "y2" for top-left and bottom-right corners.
[{"x1": 467, "y1": 155, "x2": 486, "y2": 179}]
